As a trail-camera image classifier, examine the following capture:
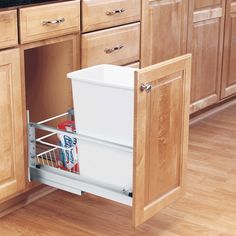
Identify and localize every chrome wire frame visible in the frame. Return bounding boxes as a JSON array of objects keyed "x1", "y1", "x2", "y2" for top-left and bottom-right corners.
[{"x1": 28, "y1": 110, "x2": 79, "y2": 175}]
